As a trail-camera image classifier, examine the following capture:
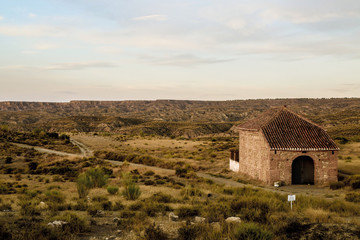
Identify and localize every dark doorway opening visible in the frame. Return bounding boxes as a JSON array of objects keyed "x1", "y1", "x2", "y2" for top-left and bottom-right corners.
[{"x1": 292, "y1": 156, "x2": 314, "y2": 184}]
